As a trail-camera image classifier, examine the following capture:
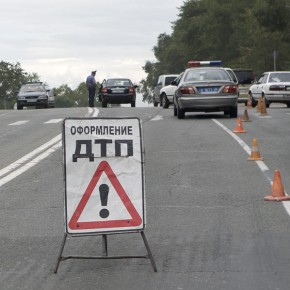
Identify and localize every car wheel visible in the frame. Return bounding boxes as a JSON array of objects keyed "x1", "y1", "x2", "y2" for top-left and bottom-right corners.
[
  {"x1": 287, "y1": 103, "x2": 290, "y2": 108},
  {"x1": 173, "y1": 102, "x2": 177, "y2": 116},
  {"x1": 17, "y1": 104, "x2": 23, "y2": 110},
  {"x1": 131, "y1": 101, "x2": 136, "y2": 107},
  {"x1": 102, "y1": 101, "x2": 107, "y2": 108},
  {"x1": 162, "y1": 94, "x2": 170, "y2": 109},
  {"x1": 177, "y1": 104, "x2": 185, "y2": 119},
  {"x1": 250, "y1": 93, "x2": 257, "y2": 107}
]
